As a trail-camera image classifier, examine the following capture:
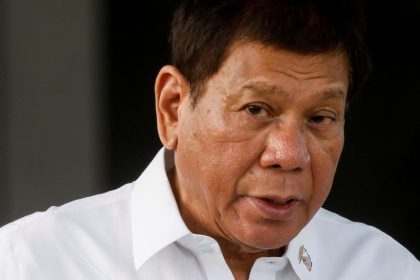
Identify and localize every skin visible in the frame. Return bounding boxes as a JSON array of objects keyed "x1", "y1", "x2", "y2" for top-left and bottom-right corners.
[{"x1": 155, "y1": 41, "x2": 348, "y2": 279}]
